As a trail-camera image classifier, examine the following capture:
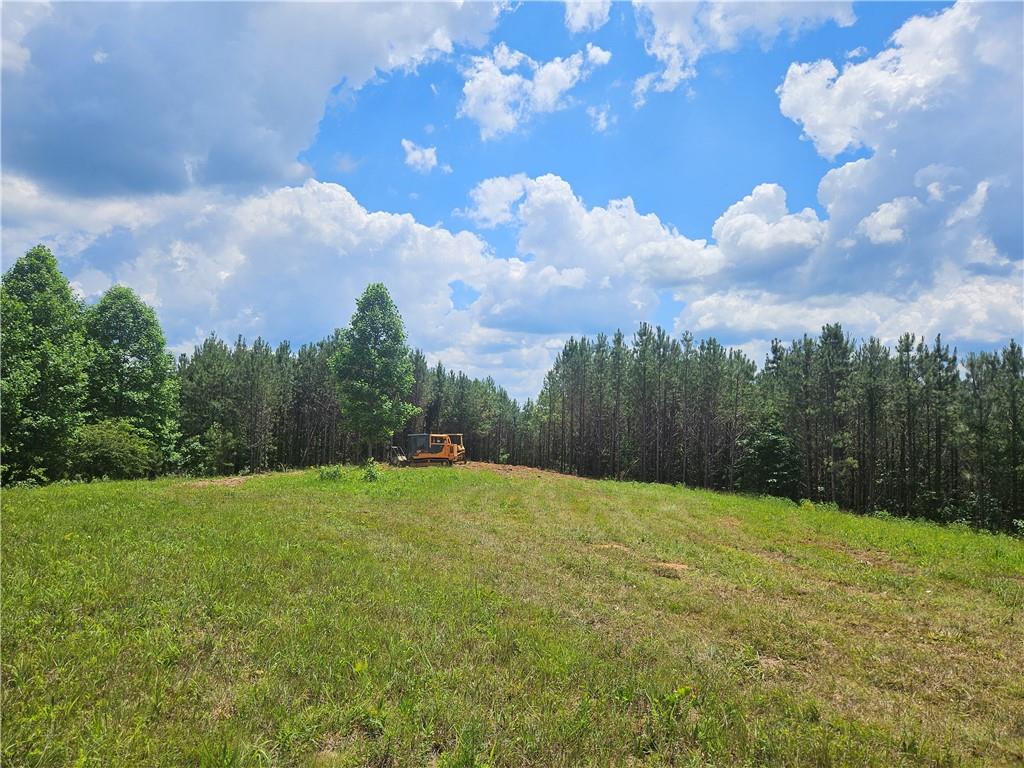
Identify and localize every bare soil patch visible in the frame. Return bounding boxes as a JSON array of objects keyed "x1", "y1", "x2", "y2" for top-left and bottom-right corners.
[{"x1": 462, "y1": 461, "x2": 571, "y2": 480}]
